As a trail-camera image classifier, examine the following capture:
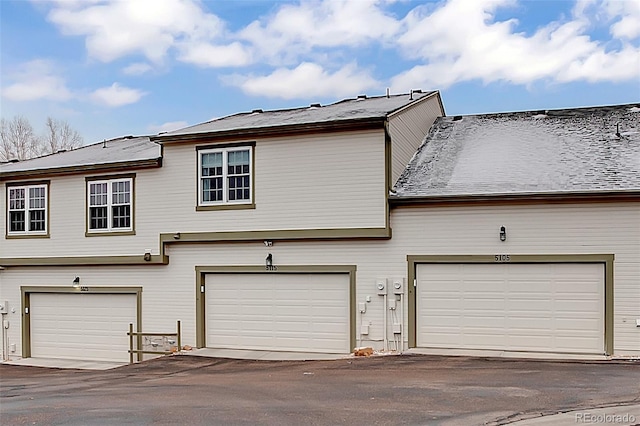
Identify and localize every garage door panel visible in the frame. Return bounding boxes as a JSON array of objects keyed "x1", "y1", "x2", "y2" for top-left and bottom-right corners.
[
  {"x1": 417, "y1": 263, "x2": 604, "y2": 354},
  {"x1": 206, "y1": 273, "x2": 350, "y2": 353},
  {"x1": 30, "y1": 293, "x2": 136, "y2": 362}
]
